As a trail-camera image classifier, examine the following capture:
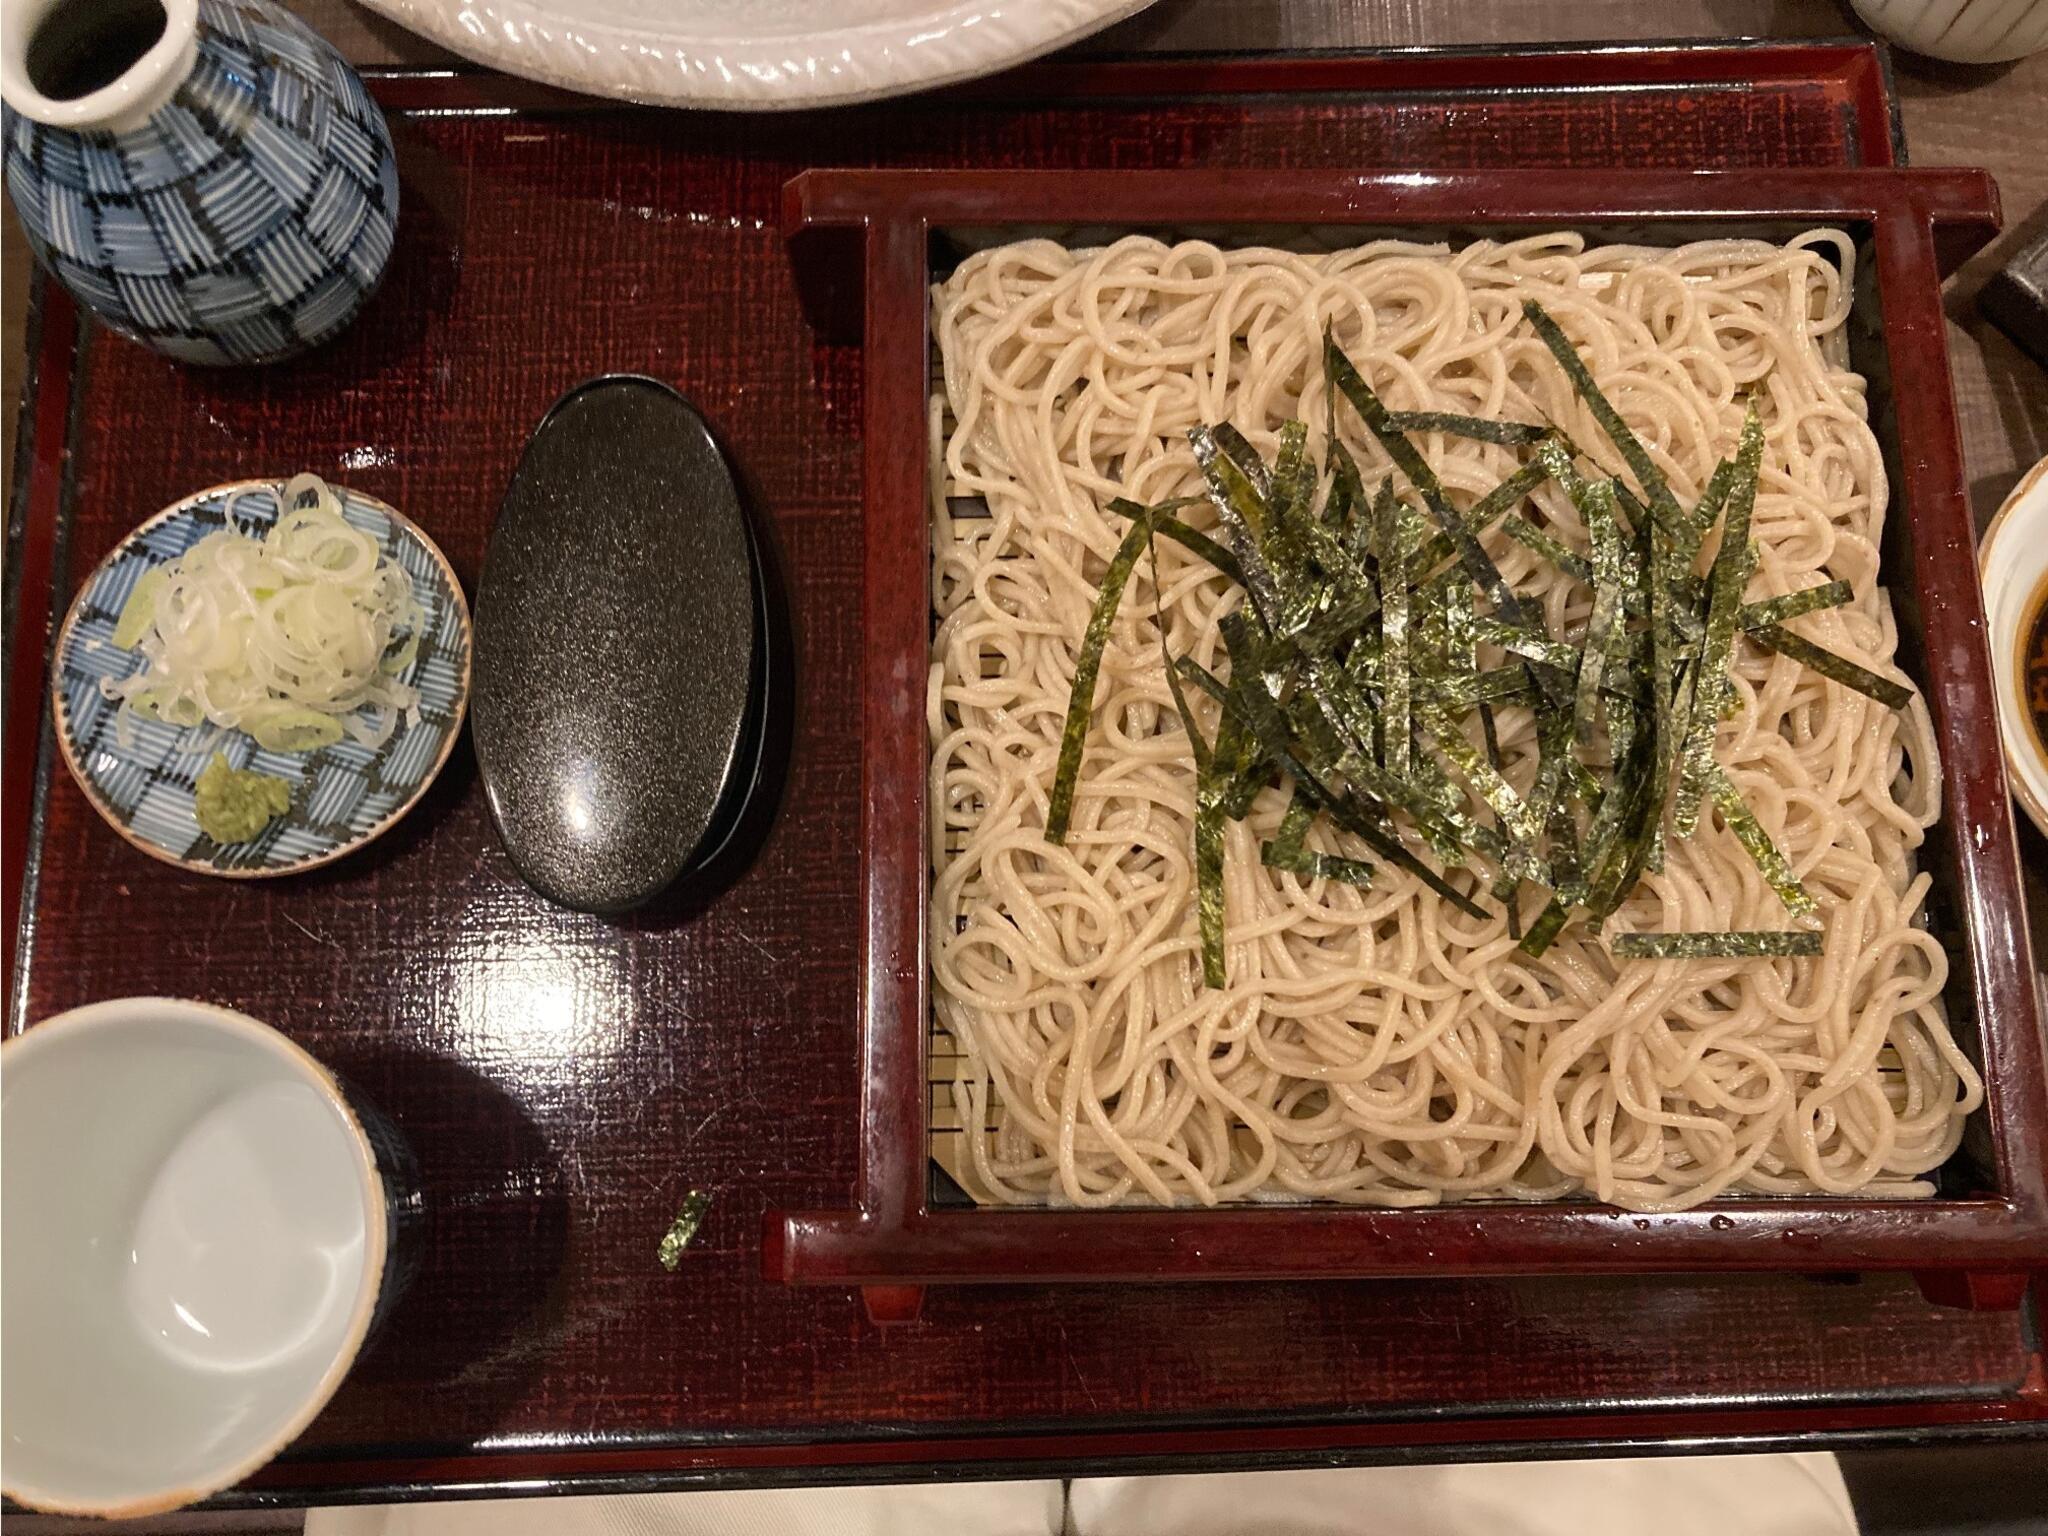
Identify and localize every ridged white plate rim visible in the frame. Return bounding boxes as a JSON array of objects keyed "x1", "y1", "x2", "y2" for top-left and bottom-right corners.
[{"x1": 350, "y1": 0, "x2": 1158, "y2": 109}]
